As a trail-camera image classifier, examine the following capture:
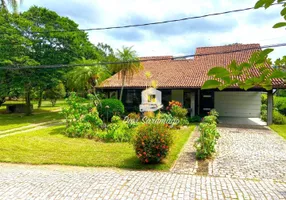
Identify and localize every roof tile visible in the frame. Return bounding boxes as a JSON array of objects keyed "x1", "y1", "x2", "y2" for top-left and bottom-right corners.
[{"x1": 100, "y1": 44, "x2": 285, "y2": 89}]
